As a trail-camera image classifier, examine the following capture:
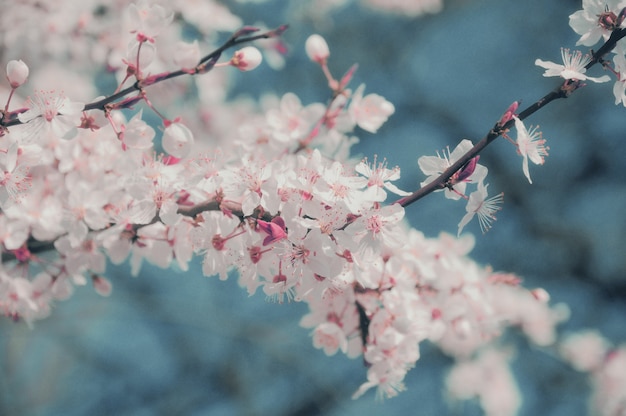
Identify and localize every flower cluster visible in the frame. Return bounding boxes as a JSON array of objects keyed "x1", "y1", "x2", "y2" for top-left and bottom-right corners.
[
  {"x1": 1, "y1": 1, "x2": 625, "y2": 415},
  {"x1": 540, "y1": 1, "x2": 626, "y2": 106}
]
